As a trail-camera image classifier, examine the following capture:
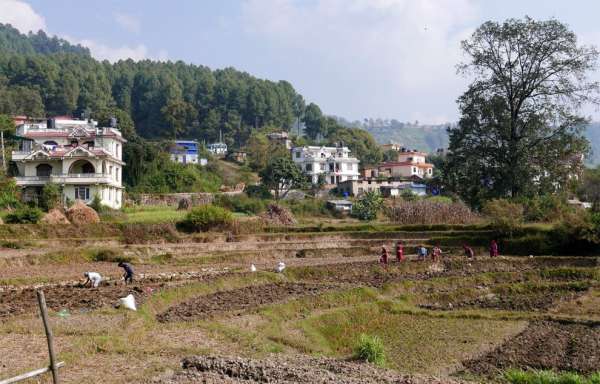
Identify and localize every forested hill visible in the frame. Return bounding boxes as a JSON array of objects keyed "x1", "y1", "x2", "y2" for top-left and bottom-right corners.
[
  {"x1": 353, "y1": 117, "x2": 600, "y2": 166},
  {"x1": 338, "y1": 118, "x2": 450, "y2": 153},
  {"x1": 0, "y1": 23, "x2": 305, "y2": 146}
]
